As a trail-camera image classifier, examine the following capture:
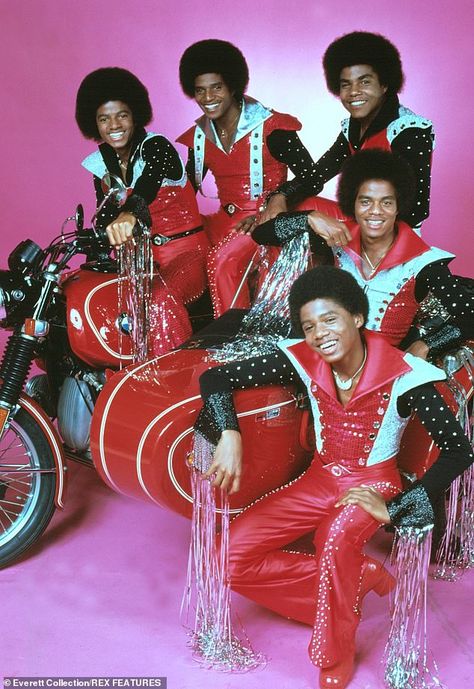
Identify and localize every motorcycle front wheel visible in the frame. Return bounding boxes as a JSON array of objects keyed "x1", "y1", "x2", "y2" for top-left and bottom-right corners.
[{"x1": 0, "y1": 407, "x2": 57, "y2": 568}]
